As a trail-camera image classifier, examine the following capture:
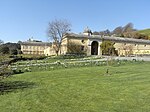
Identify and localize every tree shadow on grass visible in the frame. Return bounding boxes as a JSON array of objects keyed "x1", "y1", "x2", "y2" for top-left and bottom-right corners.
[{"x1": 0, "y1": 81, "x2": 36, "y2": 95}]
